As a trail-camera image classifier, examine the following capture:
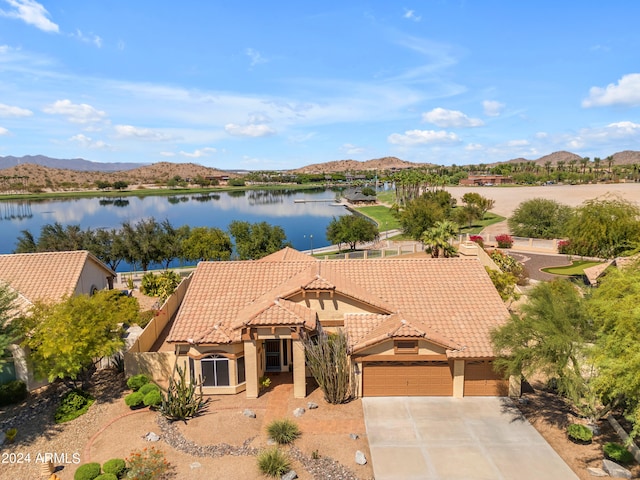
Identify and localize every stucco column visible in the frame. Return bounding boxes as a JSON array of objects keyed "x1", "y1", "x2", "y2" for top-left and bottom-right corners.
[
  {"x1": 244, "y1": 340, "x2": 259, "y2": 399},
  {"x1": 292, "y1": 339, "x2": 306, "y2": 398},
  {"x1": 453, "y1": 359, "x2": 465, "y2": 398}
]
